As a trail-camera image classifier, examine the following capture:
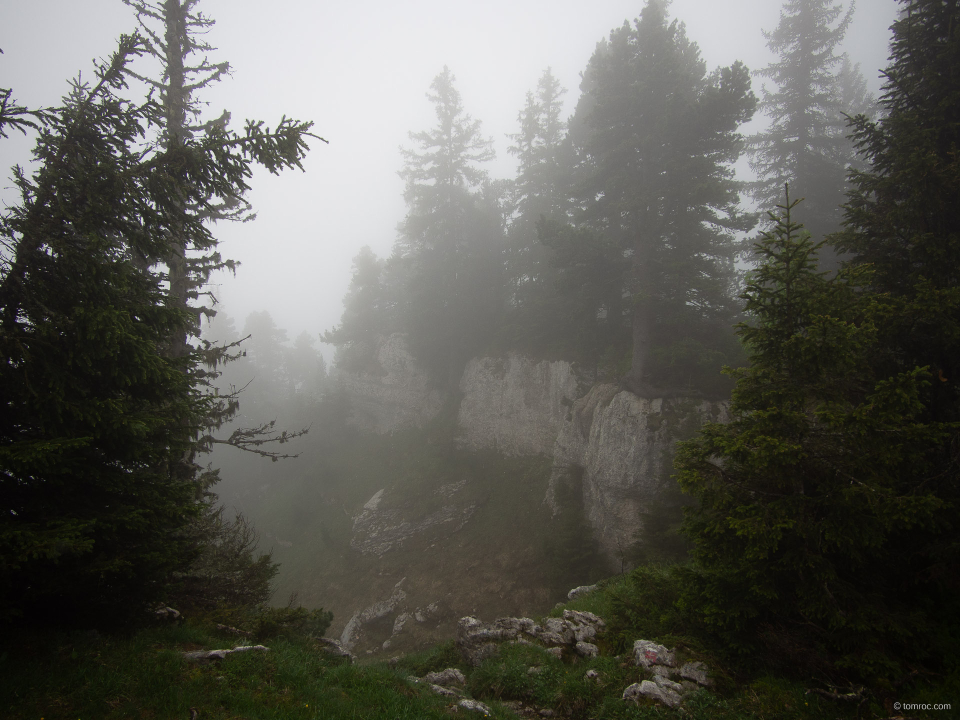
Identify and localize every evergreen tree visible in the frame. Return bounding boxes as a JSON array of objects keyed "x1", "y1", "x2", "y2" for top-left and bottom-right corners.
[
  {"x1": 677, "y1": 192, "x2": 958, "y2": 679},
  {"x1": 395, "y1": 67, "x2": 503, "y2": 386},
  {"x1": 677, "y1": 0, "x2": 960, "y2": 679},
  {"x1": 748, "y1": 0, "x2": 875, "y2": 268},
  {"x1": 0, "y1": 7, "x2": 317, "y2": 621},
  {"x1": 0, "y1": 38, "x2": 203, "y2": 623},
  {"x1": 499, "y1": 69, "x2": 576, "y2": 357},
  {"x1": 324, "y1": 246, "x2": 388, "y2": 373},
  {"x1": 566, "y1": 0, "x2": 756, "y2": 393}
]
